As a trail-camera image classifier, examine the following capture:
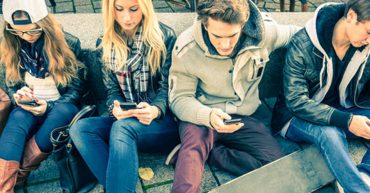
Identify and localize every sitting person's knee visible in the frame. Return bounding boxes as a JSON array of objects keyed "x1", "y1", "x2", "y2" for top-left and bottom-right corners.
[
  {"x1": 110, "y1": 119, "x2": 139, "y2": 142},
  {"x1": 316, "y1": 126, "x2": 346, "y2": 146},
  {"x1": 70, "y1": 119, "x2": 90, "y2": 140}
]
